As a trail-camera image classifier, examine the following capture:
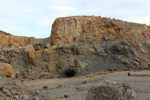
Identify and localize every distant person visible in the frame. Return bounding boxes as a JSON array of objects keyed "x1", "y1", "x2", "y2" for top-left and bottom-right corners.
[{"x1": 128, "y1": 71, "x2": 130, "y2": 76}]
